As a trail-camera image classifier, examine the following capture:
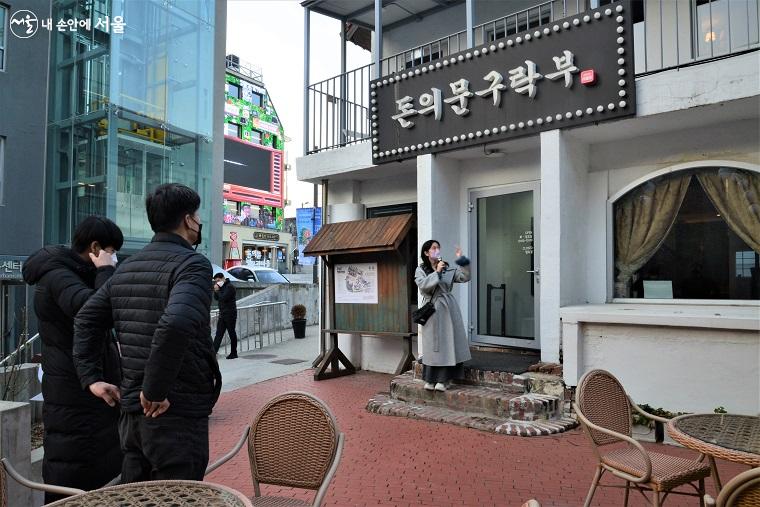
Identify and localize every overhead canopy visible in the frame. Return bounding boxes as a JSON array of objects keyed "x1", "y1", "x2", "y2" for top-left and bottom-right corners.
[
  {"x1": 304, "y1": 214, "x2": 413, "y2": 256},
  {"x1": 301, "y1": 0, "x2": 464, "y2": 31}
]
